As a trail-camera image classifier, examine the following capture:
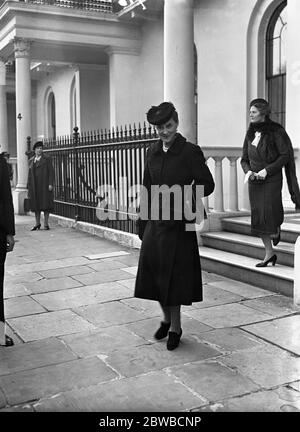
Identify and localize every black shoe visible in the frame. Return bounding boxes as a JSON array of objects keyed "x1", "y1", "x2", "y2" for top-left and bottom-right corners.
[
  {"x1": 44, "y1": 225, "x2": 50, "y2": 230},
  {"x1": 154, "y1": 321, "x2": 171, "y2": 340},
  {"x1": 256, "y1": 254, "x2": 277, "y2": 268},
  {"x1": 0, "y1": 335, "x2": 14, "y2": 347},
  {"x1": 167, "y1": 329, "x2": 182, "y2": 351},
  {"x1": 31, "y1": 224, "x2": 41, "y2": 231}
]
